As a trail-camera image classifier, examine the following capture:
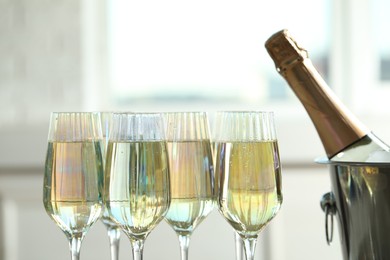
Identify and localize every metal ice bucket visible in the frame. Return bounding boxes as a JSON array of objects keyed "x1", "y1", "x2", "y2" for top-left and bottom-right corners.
[{"x1": 319, "y1": 159, "x2": 390, "y2": 260}]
